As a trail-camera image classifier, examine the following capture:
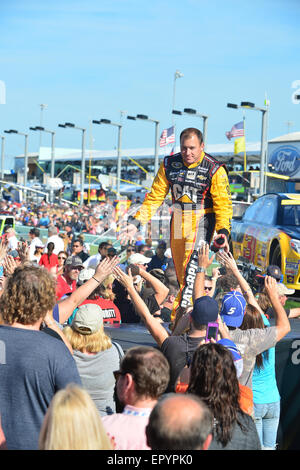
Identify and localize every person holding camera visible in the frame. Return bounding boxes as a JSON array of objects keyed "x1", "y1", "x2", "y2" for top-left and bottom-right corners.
[
  {"x1": 217, "y1": 251, "x2": 290, "y2": 391},
  {"x1": 113, "y1": 244, "x2": 230, "y2": 393}
]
